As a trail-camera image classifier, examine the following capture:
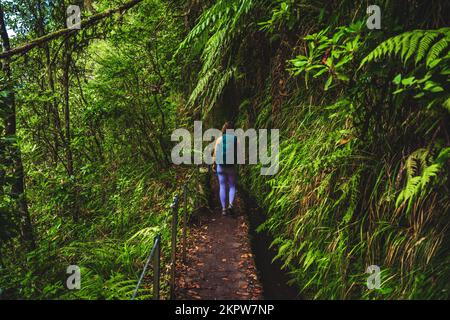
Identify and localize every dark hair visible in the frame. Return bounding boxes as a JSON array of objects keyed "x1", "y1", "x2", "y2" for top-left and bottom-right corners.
[{"x1": 221, "y1": 121, "x2": 234, "y2": 134}]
